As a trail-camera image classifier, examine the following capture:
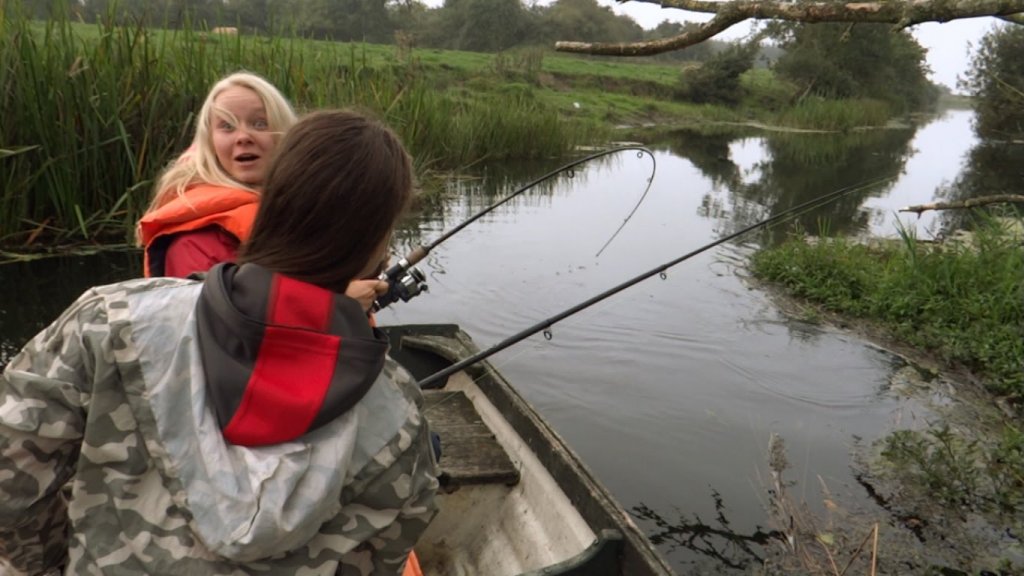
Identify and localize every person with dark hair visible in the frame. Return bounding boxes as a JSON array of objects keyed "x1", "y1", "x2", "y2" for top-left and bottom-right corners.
[{"x1": 0, "y1": 109, "x2": 439, "y2": 575}]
